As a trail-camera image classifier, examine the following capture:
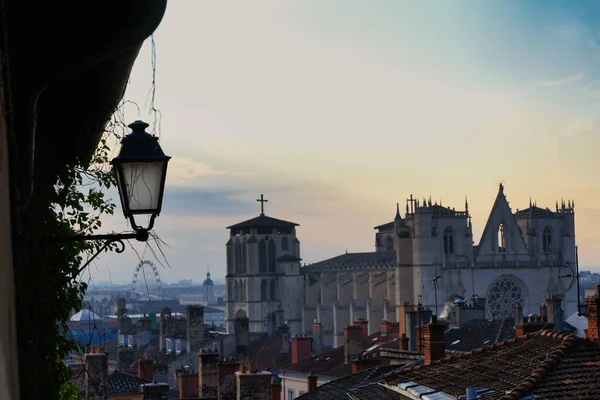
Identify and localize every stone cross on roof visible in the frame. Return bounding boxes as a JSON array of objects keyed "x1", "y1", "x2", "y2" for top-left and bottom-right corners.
[{"x1": 257, "y1": 194, "x2": 268, "y2": 216}]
